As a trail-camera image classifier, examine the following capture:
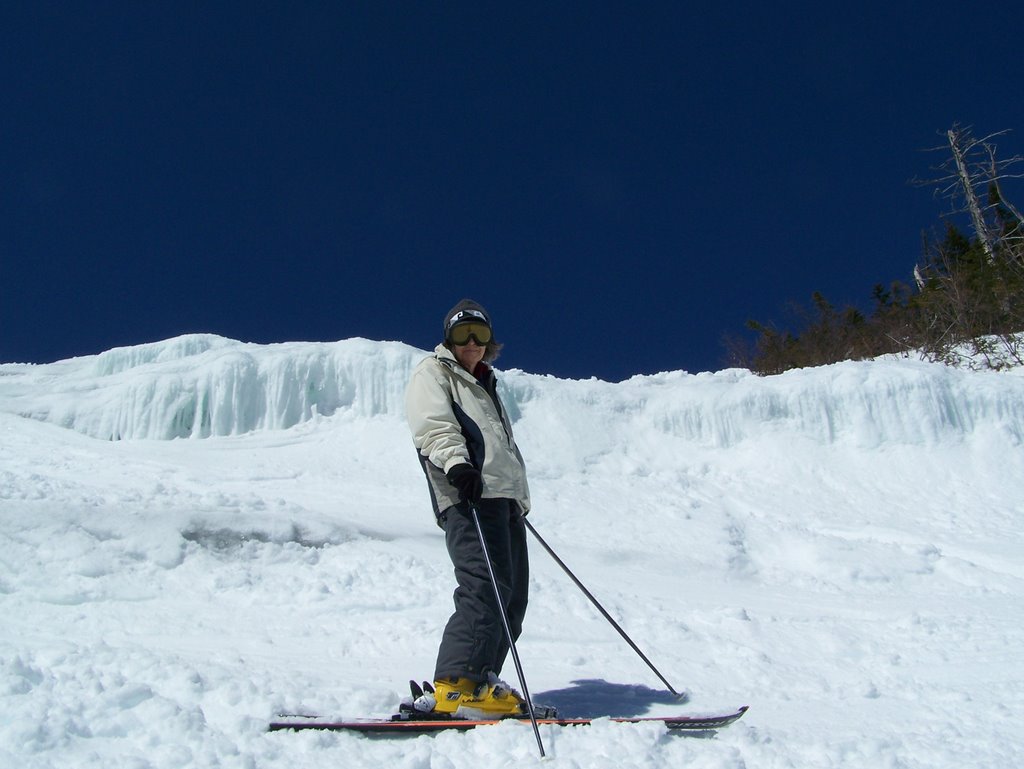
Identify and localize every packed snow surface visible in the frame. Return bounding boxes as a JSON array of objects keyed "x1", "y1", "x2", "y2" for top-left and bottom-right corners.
[{"x1": 2, "y1": 334, "x2": 1022, "y2": 768}]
